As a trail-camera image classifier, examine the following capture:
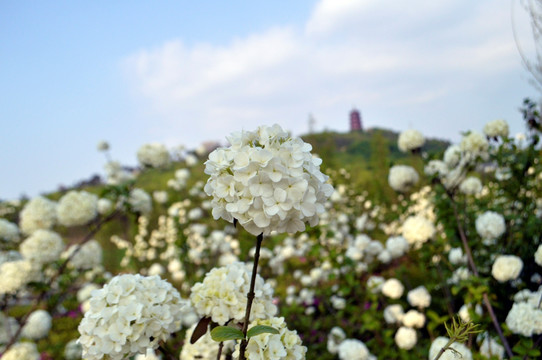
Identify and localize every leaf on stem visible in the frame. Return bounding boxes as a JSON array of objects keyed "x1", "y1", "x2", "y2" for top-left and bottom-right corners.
[
  {"x1": 210, "y1": 326, "x2": 245, "y2": 342},
  {"x1": 247, "y1": 325, "x2": 279, "y2": 338}
]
